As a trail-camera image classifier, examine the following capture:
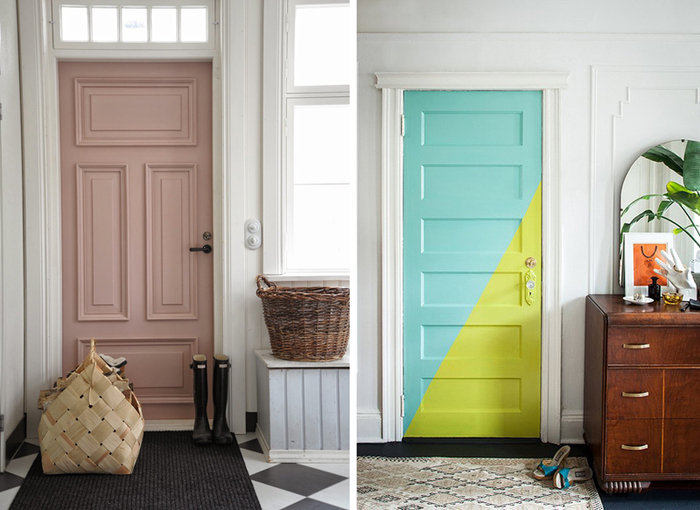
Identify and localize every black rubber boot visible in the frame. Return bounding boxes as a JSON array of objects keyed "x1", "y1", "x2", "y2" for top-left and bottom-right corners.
[
  {"x1": 212, "y1": 354, "x2": 234, "y2": 445},
  {"x1": 190, "y1": 354, "x2": 212, "y2": 445}
]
